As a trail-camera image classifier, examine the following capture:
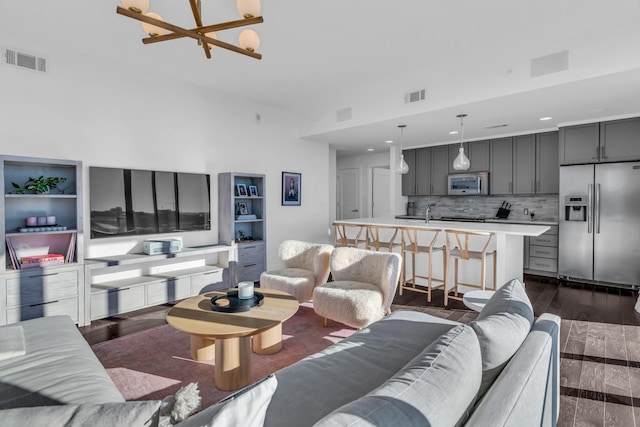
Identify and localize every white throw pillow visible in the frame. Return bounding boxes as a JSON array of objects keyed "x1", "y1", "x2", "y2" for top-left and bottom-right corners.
[{"x1": 174, "y1": 374, "x2": 277, "y2": 427}]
